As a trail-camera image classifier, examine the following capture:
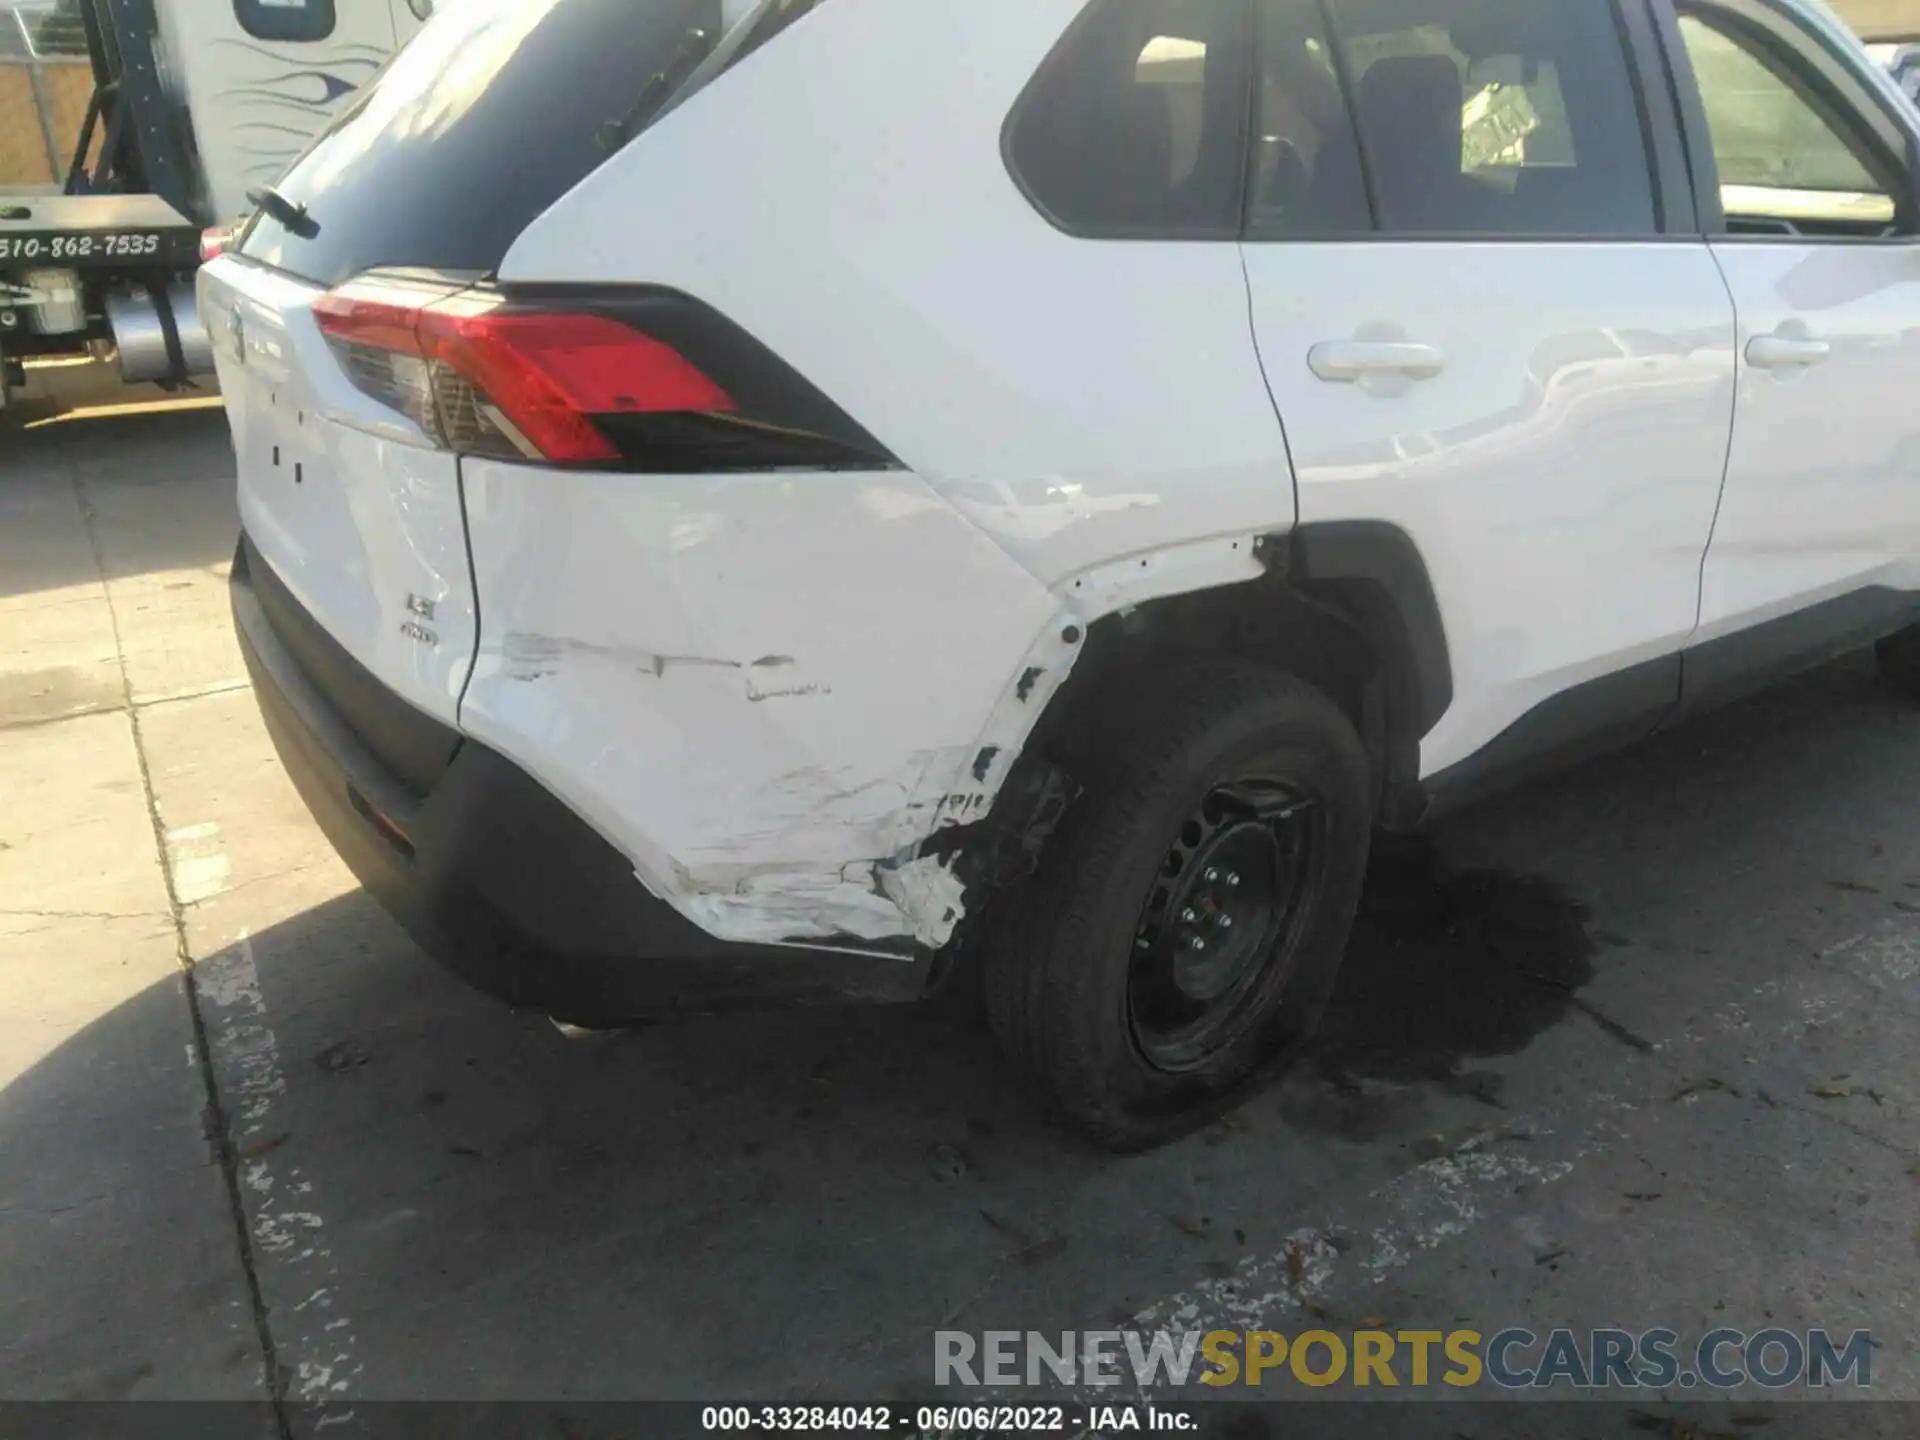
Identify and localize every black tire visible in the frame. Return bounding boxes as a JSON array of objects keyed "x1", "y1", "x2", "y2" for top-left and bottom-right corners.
[
  {"x1": 1877, "y1": 624, "x2": 1920, "y2": 699},
  {"x1": 982, "y1": 658, "x2": 1373, "y2": 1150}
]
